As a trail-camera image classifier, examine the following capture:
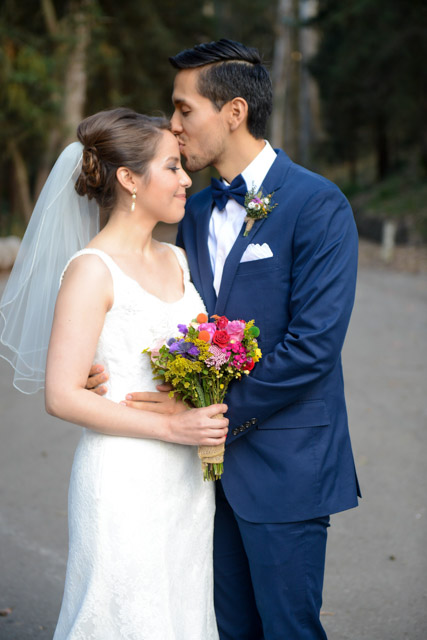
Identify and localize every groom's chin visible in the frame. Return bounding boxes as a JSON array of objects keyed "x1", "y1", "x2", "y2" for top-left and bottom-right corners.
[{"x1": 181, "y1": 157, "x2": 206, "y2": 175}]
